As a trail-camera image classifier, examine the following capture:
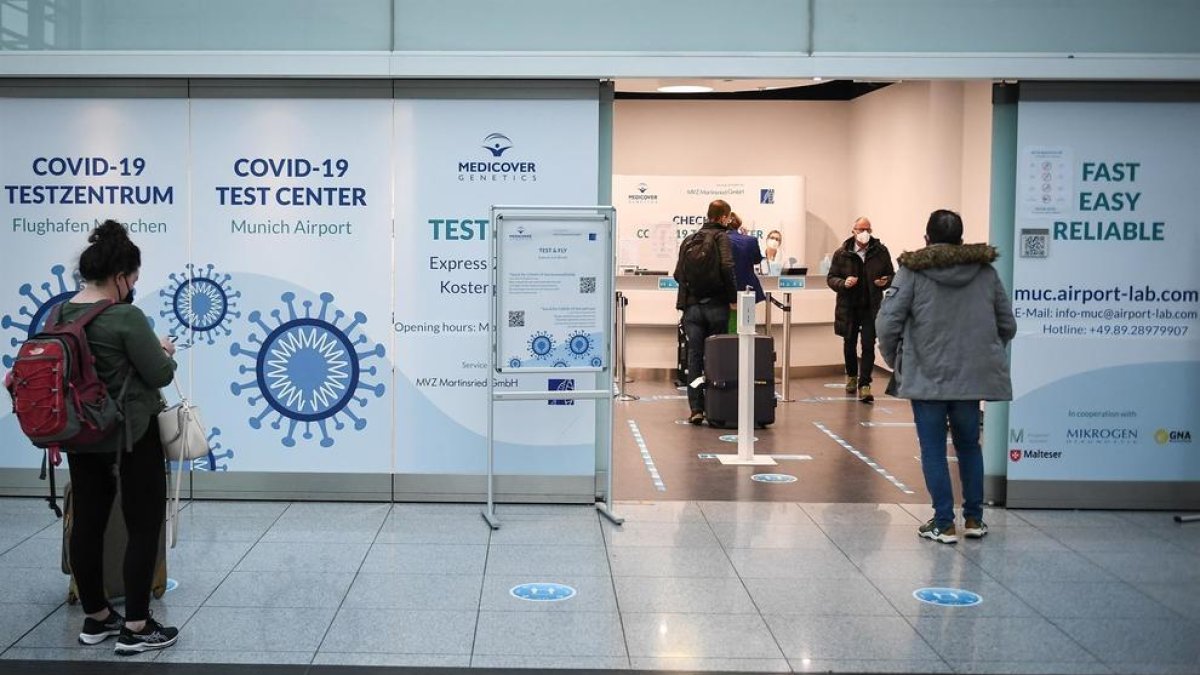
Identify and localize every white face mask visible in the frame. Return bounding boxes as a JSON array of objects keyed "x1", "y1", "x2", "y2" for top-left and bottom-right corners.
[
  {"x1": 855, "y1": 231, "x2": 871, "y2": 245},
  {"x1": 766, "y1": 238, "x2": 780, "y2": 250}
]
